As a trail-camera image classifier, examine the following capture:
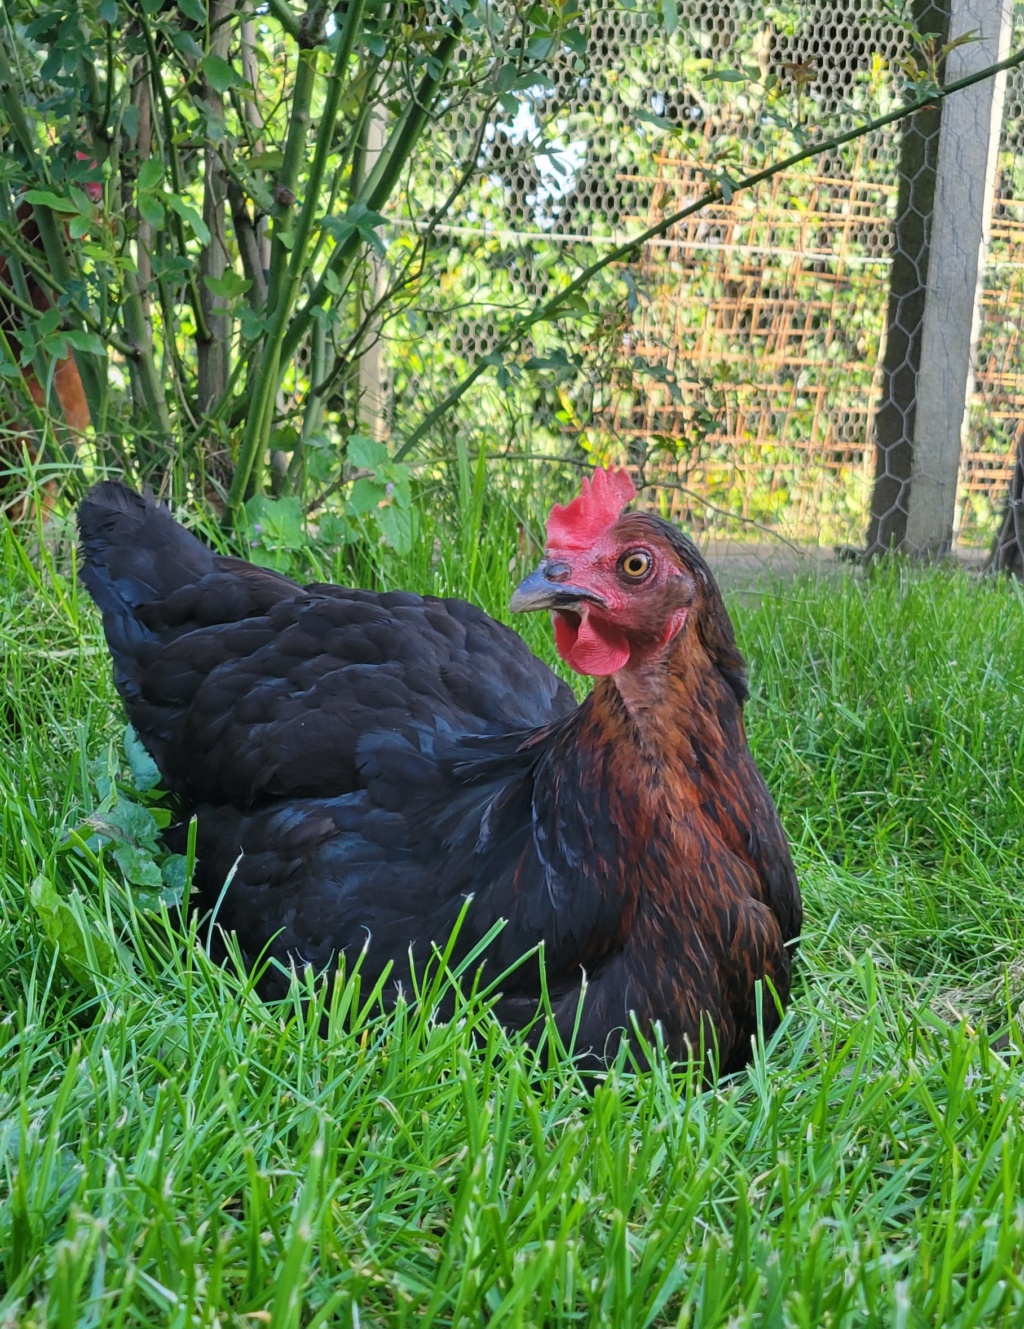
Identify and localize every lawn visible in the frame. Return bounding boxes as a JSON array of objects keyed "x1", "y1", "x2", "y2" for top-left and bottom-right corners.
[{"x1": 2, "y1": 485, "x2": 1024, "y2": 1327}]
